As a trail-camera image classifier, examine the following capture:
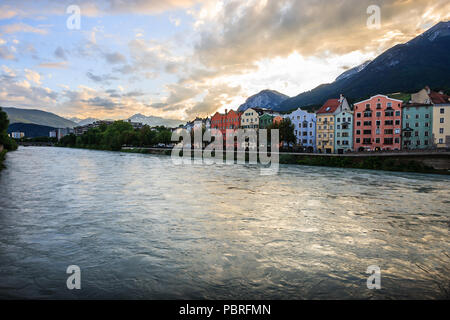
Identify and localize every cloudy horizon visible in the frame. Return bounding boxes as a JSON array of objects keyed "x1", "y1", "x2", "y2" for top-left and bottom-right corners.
[{"x1": 0, "y1": 0, "x2": 449, "y2": 121}]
